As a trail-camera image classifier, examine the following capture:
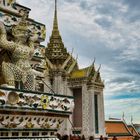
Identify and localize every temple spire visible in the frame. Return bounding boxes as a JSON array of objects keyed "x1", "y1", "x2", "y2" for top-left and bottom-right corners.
[
  {"x1": 46, "y1": 0, "x2": 69, "y2": 66},
  {"x1": 53, "y1": 0, "x2": 58, "y2": 31}
]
